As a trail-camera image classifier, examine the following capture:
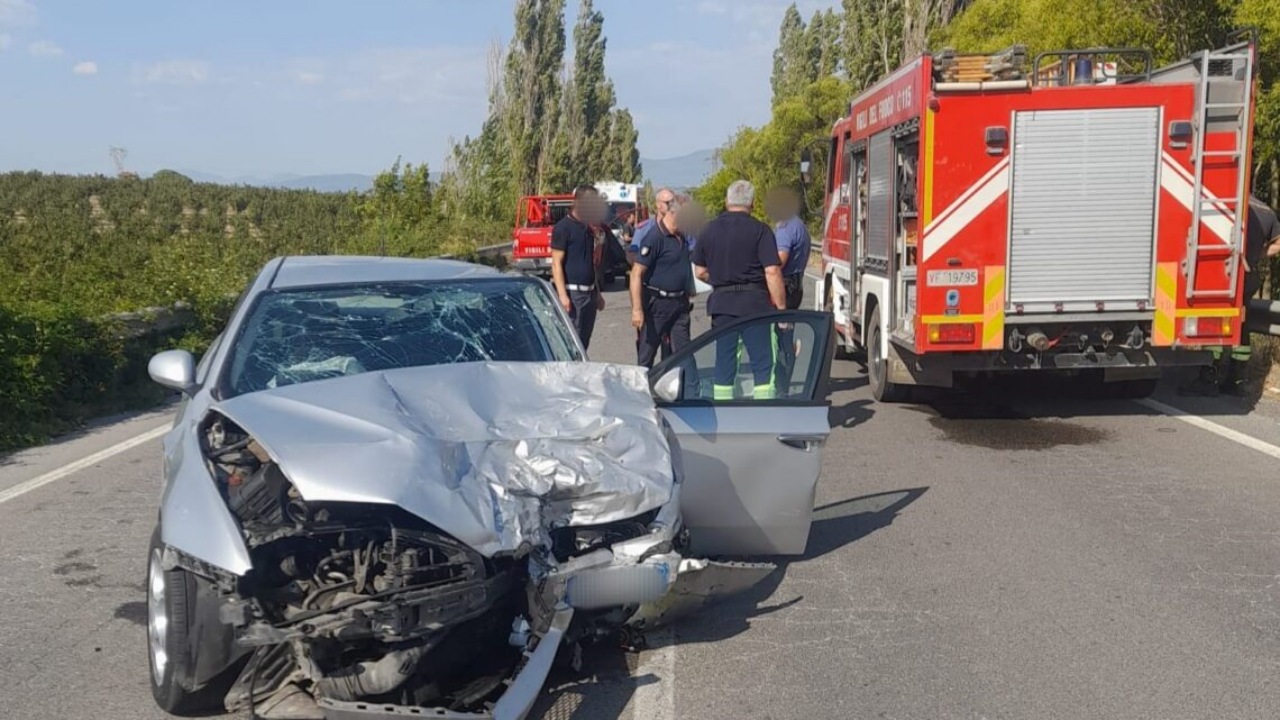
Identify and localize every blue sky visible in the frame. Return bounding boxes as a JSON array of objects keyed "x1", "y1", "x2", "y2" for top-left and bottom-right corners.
[{"x1": 0, "y1": 0, "x2": 835, "y2": 178}]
